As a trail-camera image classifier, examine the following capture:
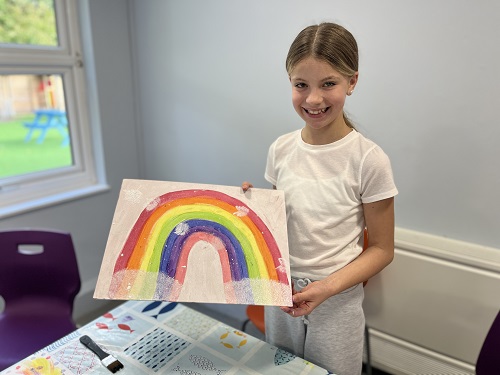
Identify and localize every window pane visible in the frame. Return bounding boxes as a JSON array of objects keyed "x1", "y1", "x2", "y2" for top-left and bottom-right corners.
[
  {"x1": 0, "y1": 74, "x2": 73, "y2": 179},
  {"x1": 0, "y1": 0, "x2": 58, "y2": 47}
]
